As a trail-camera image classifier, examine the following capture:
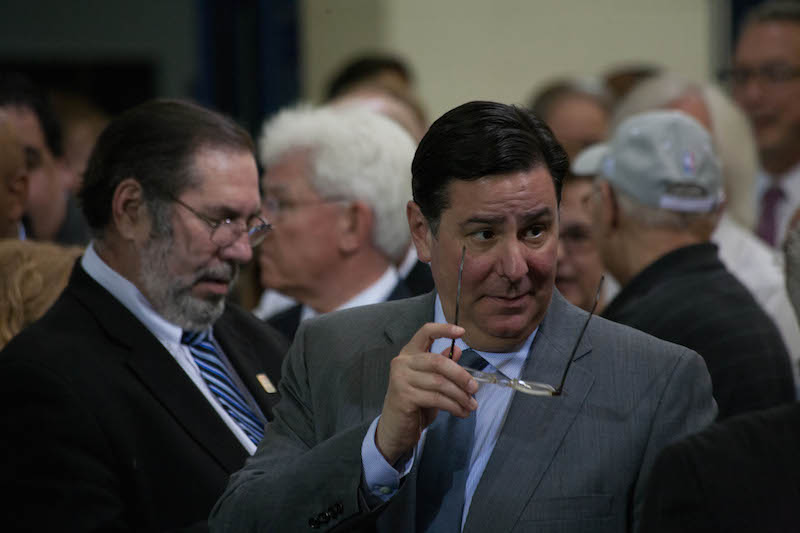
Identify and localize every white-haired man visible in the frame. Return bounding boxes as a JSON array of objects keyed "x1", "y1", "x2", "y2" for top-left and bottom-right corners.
[{"x1": 257, "y1": 105, "x2": 418, "y2": 340}]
